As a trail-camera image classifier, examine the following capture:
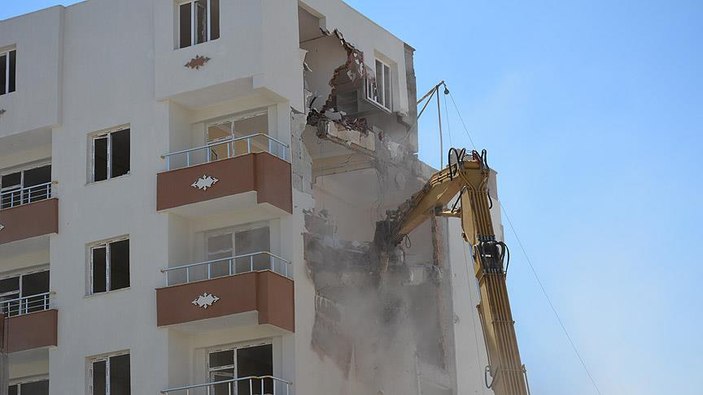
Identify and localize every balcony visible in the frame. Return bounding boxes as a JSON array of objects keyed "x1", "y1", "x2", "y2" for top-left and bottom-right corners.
[
  {"x1": 162, "y1": 375, "x2": 292, "y2": 395},
  {"x1": 0, "y1": 292, "x2": 58, "y2": 353},
  {"x1": 156, "y1": 252, "x2": 294, "y2": 332},
  {"x1": 157, "y1": 134, "x2": 292, "y2": 218},
  {"x1": 0, "y1": 182, "x2": 58, "y2": 245}
]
